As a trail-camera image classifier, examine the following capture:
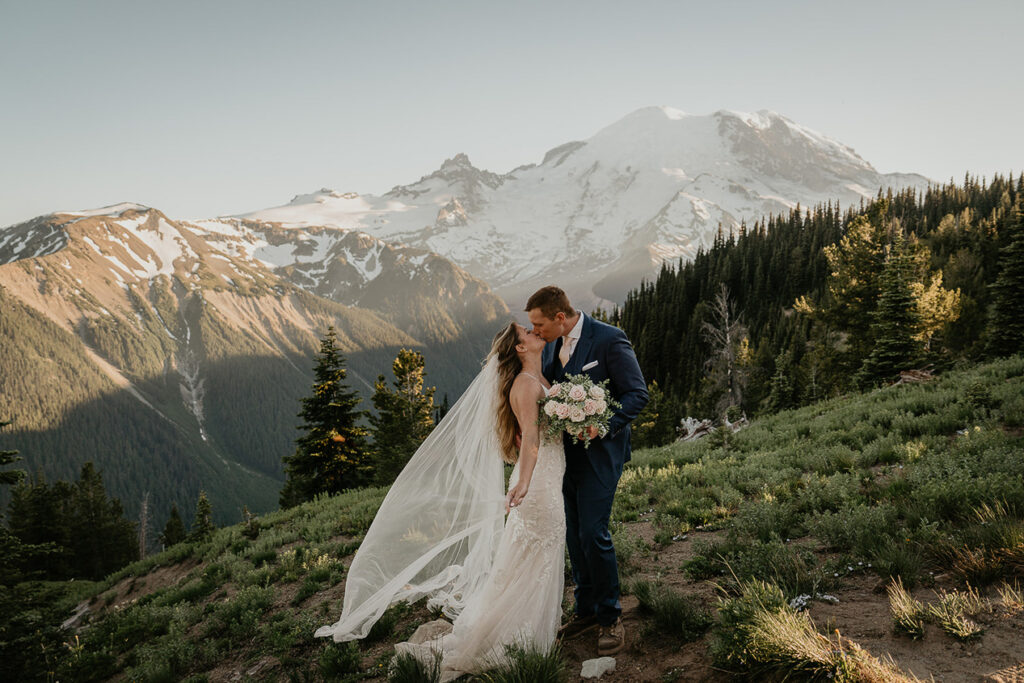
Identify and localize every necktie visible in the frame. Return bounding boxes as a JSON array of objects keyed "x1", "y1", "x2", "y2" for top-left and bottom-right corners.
[{"x1": 559, "y1": 335, "x2": 573, "y2": 367}]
